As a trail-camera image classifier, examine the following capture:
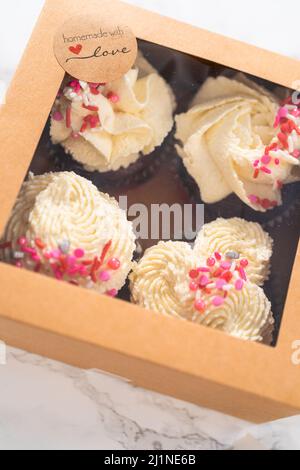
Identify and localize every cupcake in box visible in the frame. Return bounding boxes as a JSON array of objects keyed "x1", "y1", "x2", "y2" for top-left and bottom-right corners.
[
  {"x1": 129, "y1": 218, "x2": 274, "y2": 343},
  {"x1": 175, "y1": 74, "x2": 300, "y2": 212},
  {"x1": 50, "y1": 54, "x2": 176, "y2": 184},
  {"x1": 0, "y1": 172, "x2": 136, "y2": 296}
]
